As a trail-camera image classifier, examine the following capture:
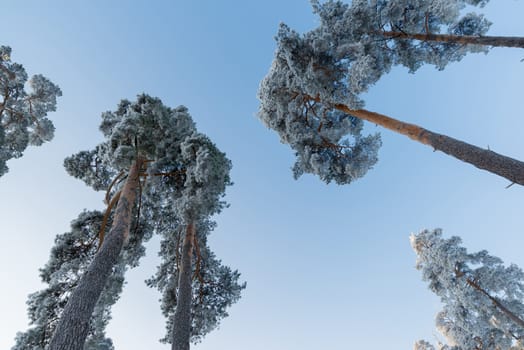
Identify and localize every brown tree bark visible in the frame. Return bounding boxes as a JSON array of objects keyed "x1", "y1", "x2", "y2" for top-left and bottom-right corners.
[
  {"x1": 48, "y1": 157, "x2": 144, "y2": 350},
  {"x1": 380, "y1": 31, "x2": 524, "y2": 48},
  {"x1": 171, "y1": 222, "x2": 196, "y2": 350},
  {"x1": 306, "y1": 95, "x2": 524, "y2": 185}
]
